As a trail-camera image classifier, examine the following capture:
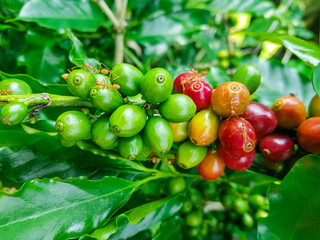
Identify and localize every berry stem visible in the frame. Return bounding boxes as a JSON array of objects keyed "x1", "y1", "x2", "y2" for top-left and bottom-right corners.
[{"x1": 0, "y1": 94, "x2": 93, "y2": 108}]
